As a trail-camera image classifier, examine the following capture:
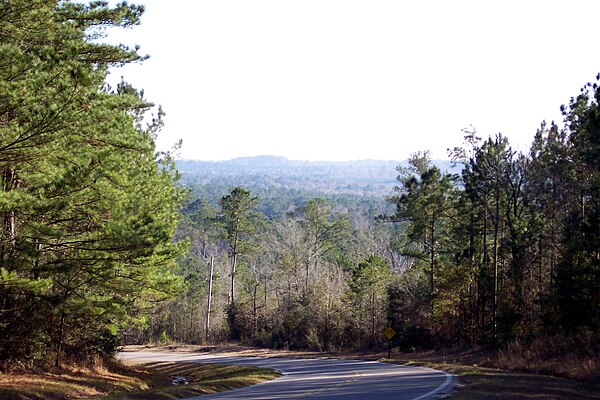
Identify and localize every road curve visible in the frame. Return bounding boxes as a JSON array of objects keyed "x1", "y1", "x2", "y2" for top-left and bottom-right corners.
[{"x1": 118, "y1": 351, "x2": 454, "y2": 400}]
